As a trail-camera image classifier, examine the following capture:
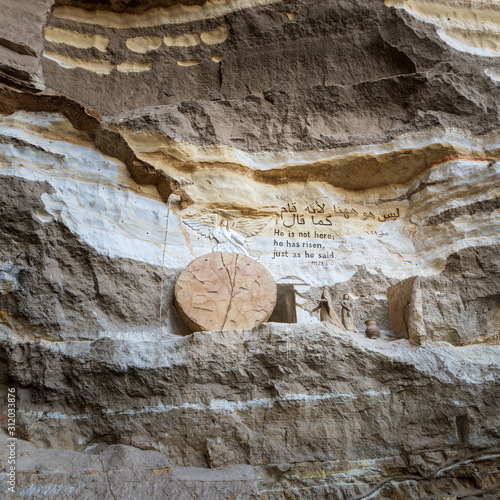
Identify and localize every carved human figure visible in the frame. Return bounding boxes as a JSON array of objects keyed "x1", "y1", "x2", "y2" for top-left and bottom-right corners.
[
  {"x1": 341, "y1": 294, "x2": 357, "y2": 332},
  {"x1": 212, "y1": 218, "x2": 250, "y2": 256},
  {"x1": 312, "y1": 289, "x2": 344, "y2": 329}
]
